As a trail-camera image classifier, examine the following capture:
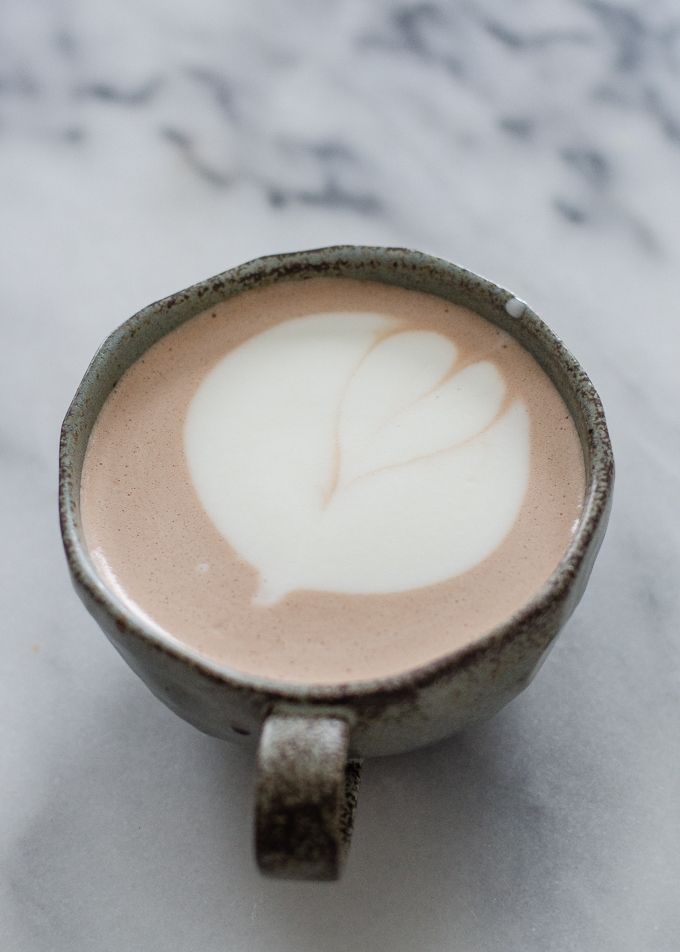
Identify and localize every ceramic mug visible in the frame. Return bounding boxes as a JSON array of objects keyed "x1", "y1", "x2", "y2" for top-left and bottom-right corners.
[{"x1": 59, "y1": 246, "x2": 613, "y2": 881}]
